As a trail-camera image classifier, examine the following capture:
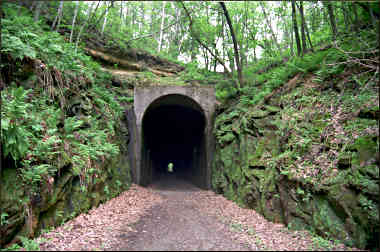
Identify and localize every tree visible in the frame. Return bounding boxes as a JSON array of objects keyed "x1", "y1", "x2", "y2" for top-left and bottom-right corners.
[
  {"x1": 33, "y1": 1, "x2": 43, "y2": 22},
  {"x1": 101, "y1": 4, "x2": 109, "y2": 36},
  {"x1": 291, "y1": 0, "x2": 302, "y2": 56},
  {"x1": 158, "y1": 1, "x2": 166, "y2": 52},
  {"x1": 69, "y1": 1, "x2": 79, "y2": 43},
  {"x1": 51, "y1": 1, "x2": 64, "y2": 31},
  {"x1": 219, "y1": 2, "x2": 244, "y2": 88},
  {"x1": 180, "y1": 1, "x2": 231, "y2": 77},
  {"x1": 88, "y1": 2, "x2": 114, "y2": 32},
  {"x1": 323, "y1": 1, "x2": 337, "y2": 40},
  {"x1": 75, "y1": 1, "x2": 98, "y2": 52},
  {"x1": 259, "y1": 2, "x2": 282, "y2": 56}
]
